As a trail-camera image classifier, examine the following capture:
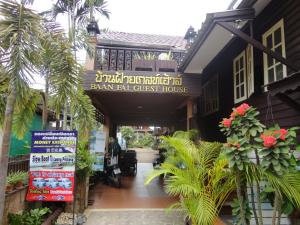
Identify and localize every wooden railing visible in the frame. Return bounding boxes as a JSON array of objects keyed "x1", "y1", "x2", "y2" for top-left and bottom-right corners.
[
  {"x1": 95, "y1": 47, "x2": 185, "y2": 71},
  {"x1": 7, "y1": 154, "x2": 30, "y2": 174}
]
